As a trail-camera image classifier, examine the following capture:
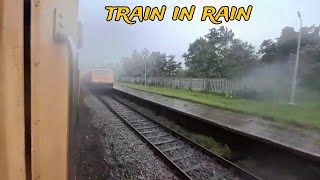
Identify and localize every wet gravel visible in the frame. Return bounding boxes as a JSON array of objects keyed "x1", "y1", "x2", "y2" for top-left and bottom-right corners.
[
  {"x1": 157, "y1": 141, "x2": 186, "y2": 150},
  {"x1": 85, "y1": 93, "x2": 179, "y2": 180},
  {"x1": 164, "y1": 147, "x2": 194, "y2": 159},
  {"x1": 104, "y1": 95, "x2": 241, "y2": 180},
  {"x1": 149, "y1": 135, "x2": 175, "y2": 143},
  {"x1": 145, "y1": 131, "x2": 168, "y2": 138},
  {"x1": 175, "y1": 153, "x2": 208, "y2": 169},
  {"x1": 187, "y1": 162, "x2": 228, "y2": 180},
  {"x1": 76, "y1": 98, "x2": 111, "y2": 180}
]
